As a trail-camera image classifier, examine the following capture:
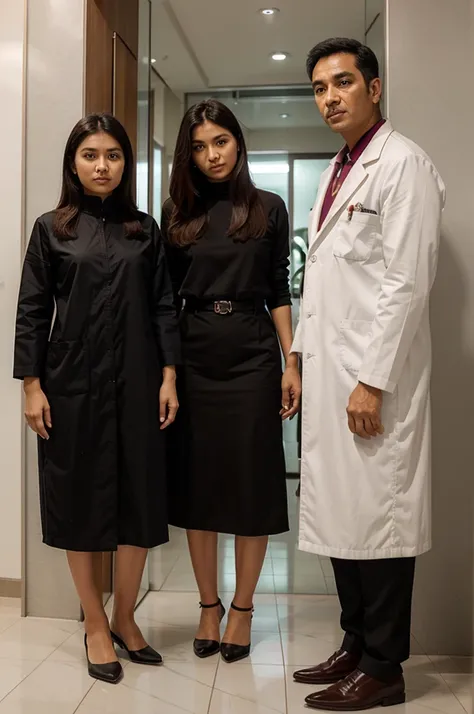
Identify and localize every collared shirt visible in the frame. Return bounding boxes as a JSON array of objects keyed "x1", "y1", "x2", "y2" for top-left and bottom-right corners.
[{"x1": 318, "y1": 118, "x2": 386, "y2": 231}]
